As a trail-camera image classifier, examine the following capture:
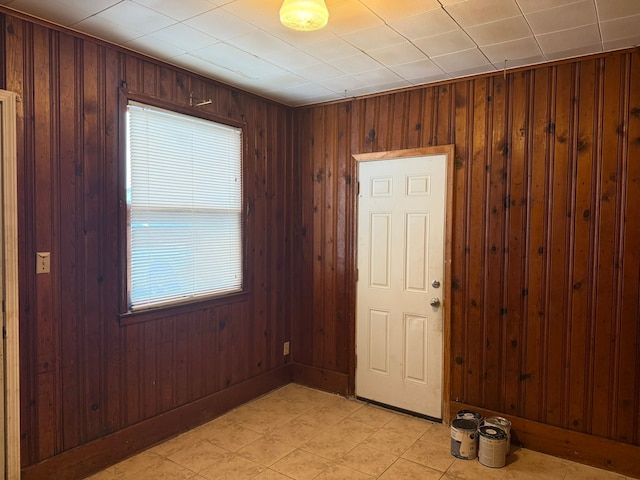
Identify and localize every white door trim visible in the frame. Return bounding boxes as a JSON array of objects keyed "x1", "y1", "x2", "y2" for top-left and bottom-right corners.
[
  {"x1": 0, "y1": 89, "x2": 21, "y2": 480},
  {"x1": 353, "y1": 145, "x2": 454, "y2": 424}
]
